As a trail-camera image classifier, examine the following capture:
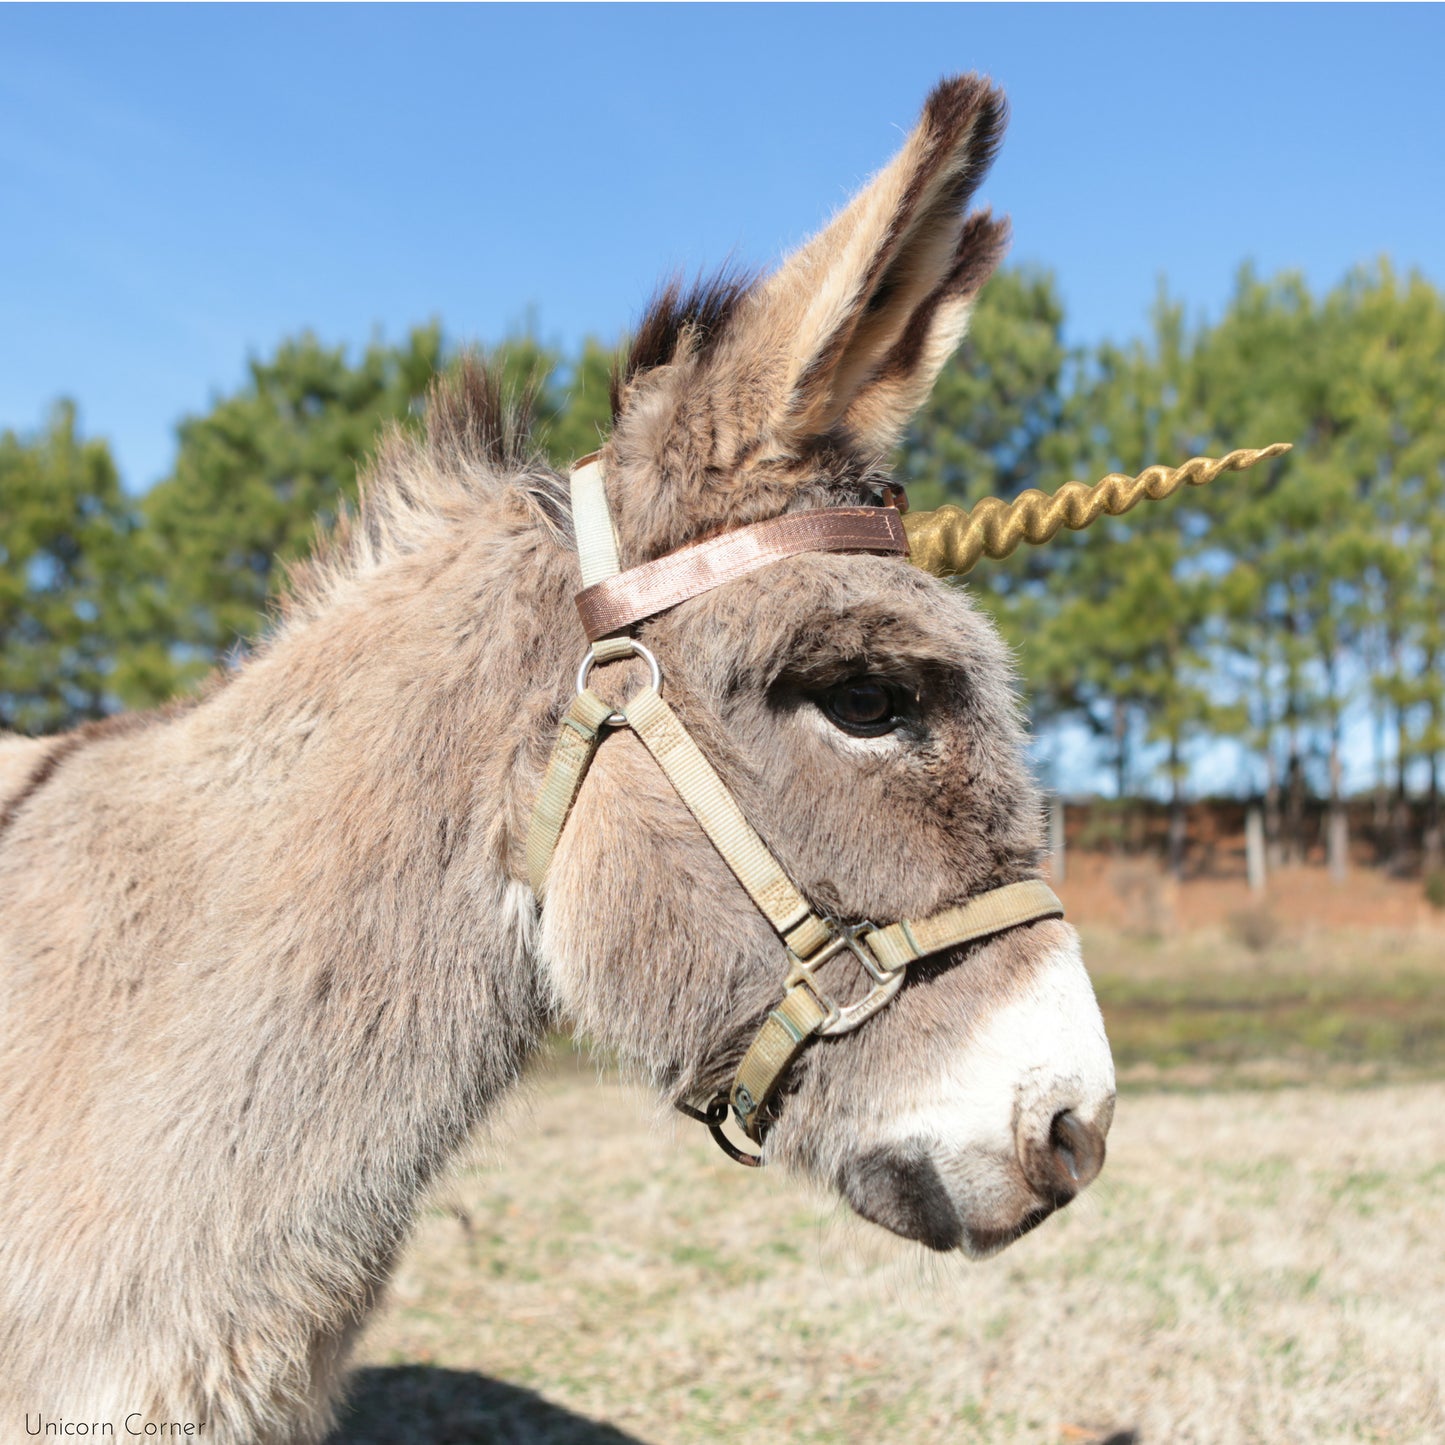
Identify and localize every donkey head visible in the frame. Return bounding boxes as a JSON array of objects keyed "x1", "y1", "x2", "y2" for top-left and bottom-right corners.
[{"x1": 536, "y1": 76, "x2": 1115, "y2": 1255}]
